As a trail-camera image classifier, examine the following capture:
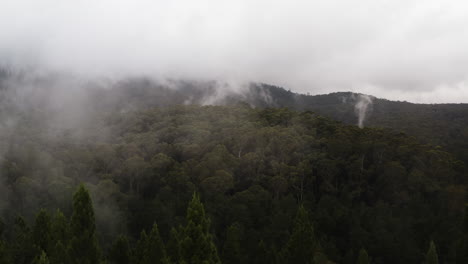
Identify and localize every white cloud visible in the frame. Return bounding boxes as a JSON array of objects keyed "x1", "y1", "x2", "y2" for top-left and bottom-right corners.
[{"x1": 1, "y1": 0, "x2": 468, "y2": 103}]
